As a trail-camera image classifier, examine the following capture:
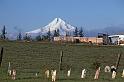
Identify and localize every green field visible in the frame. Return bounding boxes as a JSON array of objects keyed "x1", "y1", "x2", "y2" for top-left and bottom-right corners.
[{"x1": 0, "y1": 41, "x2": 124, "y2": 82}]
